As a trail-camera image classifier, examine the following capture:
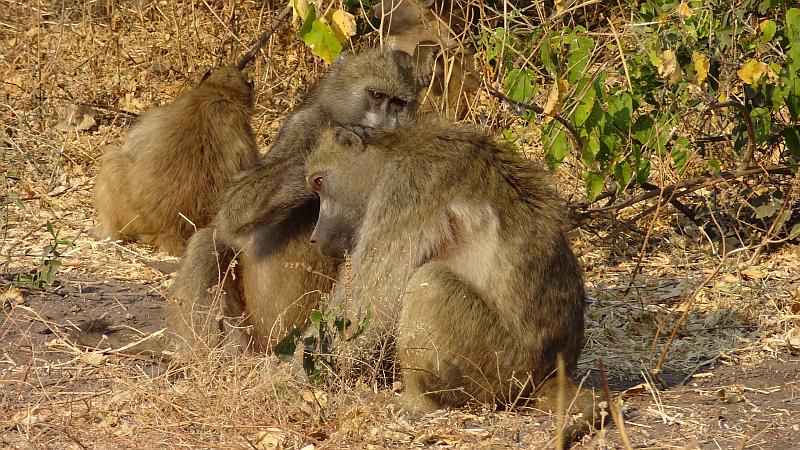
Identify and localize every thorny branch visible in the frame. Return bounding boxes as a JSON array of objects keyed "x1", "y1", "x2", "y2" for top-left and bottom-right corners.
[
  {"x1": 488, "y1": 88, "x2": 584, "y2": 151},
  {"x1": 574, "y1": 165, "x2": 793, "y2": 223}
]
